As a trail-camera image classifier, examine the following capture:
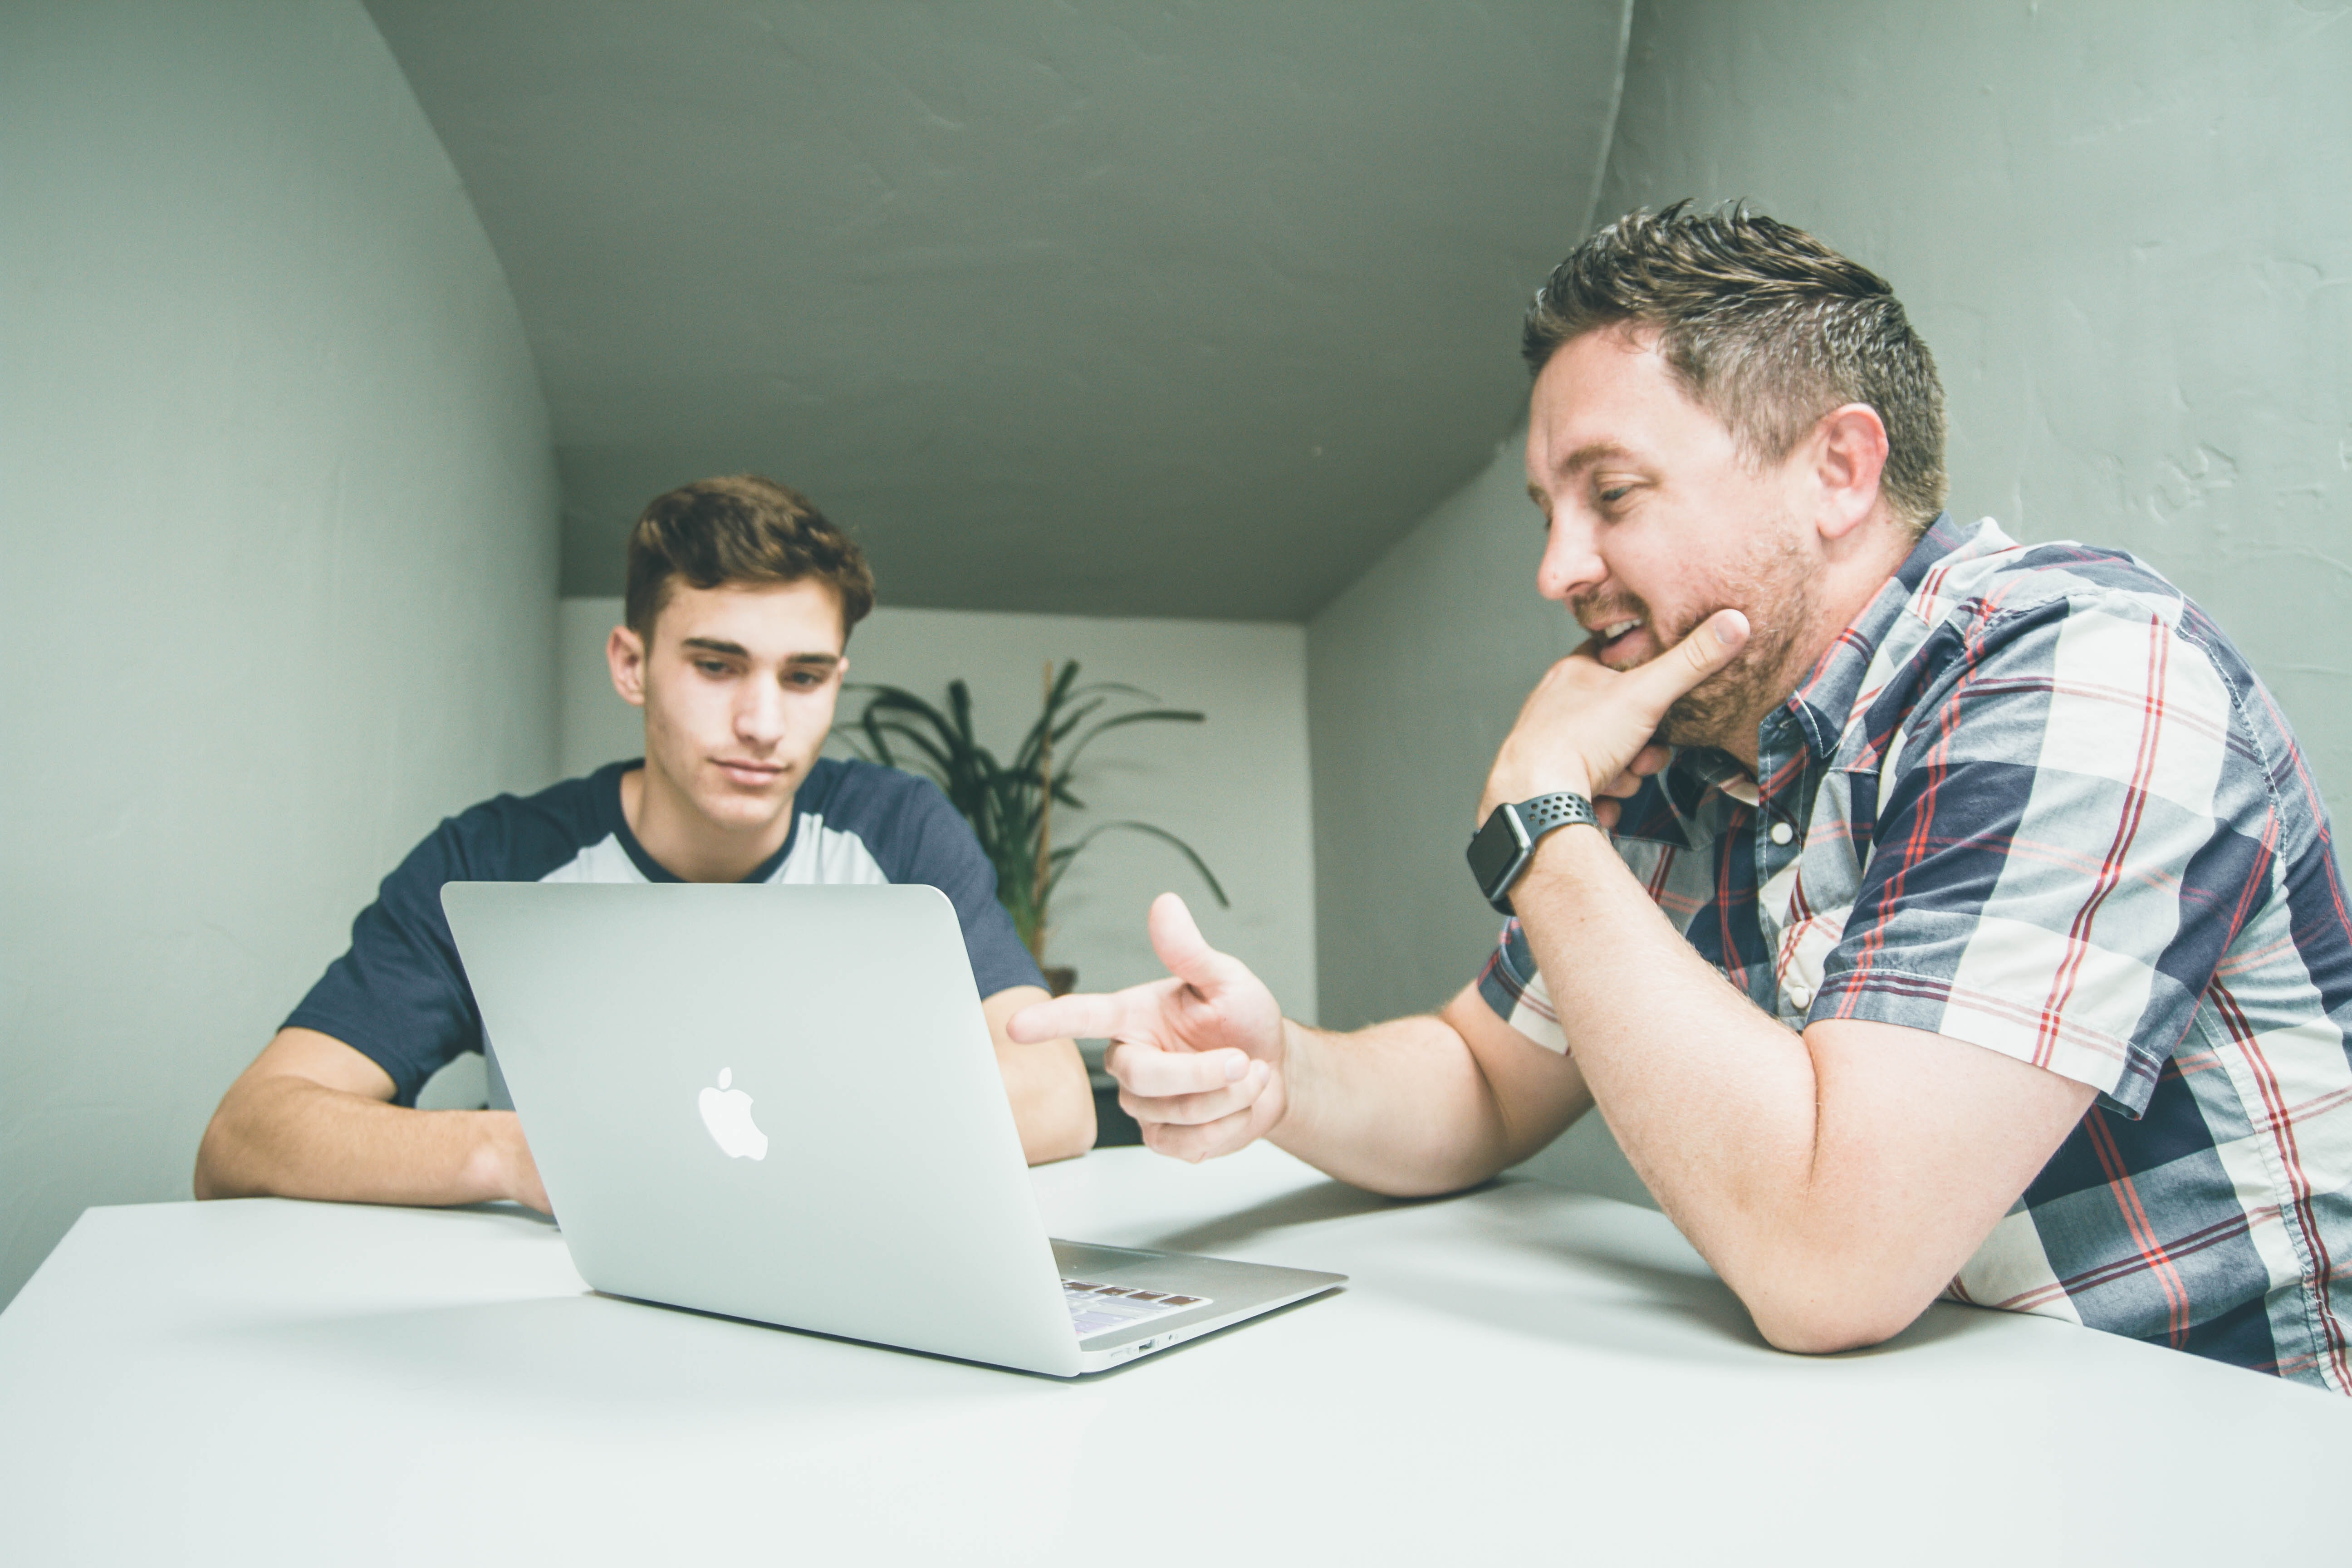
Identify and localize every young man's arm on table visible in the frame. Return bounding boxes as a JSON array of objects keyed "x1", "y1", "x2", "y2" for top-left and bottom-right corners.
[
  {"x1": 1016, "y1": 613, "x2": 2093, "y2": 1353},
  {"x1": 193, "y1": 1026, "x2": 548, "y2": 1209},
  {"x1": 197, "y1": 997, "x2": 1092, "y2": 1206},
  {"x1": 983, "y1": 985, "x2": 1095, "y2": 1164}
]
